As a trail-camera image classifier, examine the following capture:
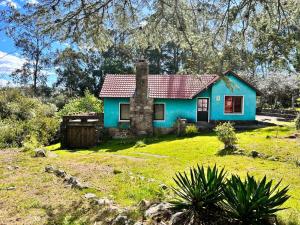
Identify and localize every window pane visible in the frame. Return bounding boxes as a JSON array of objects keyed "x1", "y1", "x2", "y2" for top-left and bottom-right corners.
[
  {"x1": 225, "y1": 96, "x2": 233, "y2": 113},
  {"x1": 233, "y1": 96, "x2": 242, "y2": 113},
  {"x1": 120, "y1": 104, "x2": 130, "y2": 120},
  {"x1": 154, "y1": 104, "x2": 164, "y2": 120}
]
